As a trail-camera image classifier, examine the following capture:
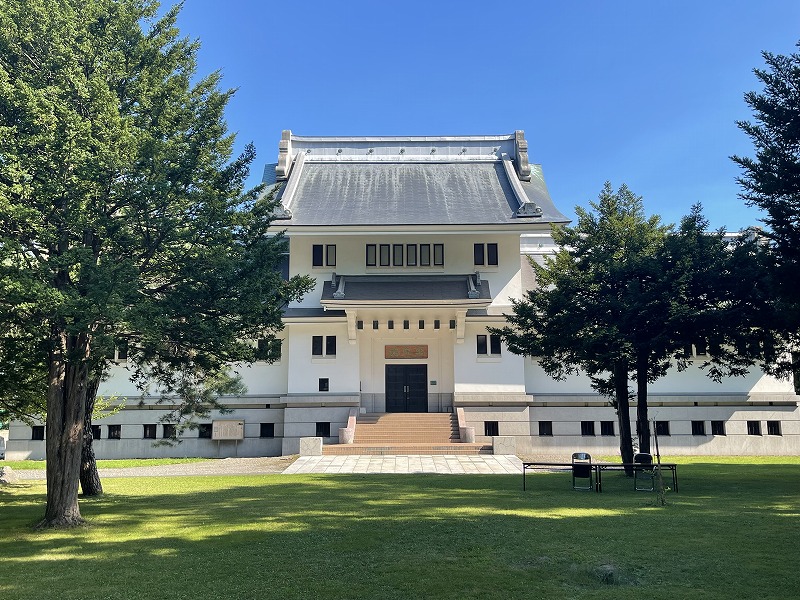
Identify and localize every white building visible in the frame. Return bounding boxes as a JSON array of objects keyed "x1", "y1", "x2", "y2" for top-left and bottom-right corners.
[{"x1": 7, "y1": 131, "x2": 799, "y2": 459}]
